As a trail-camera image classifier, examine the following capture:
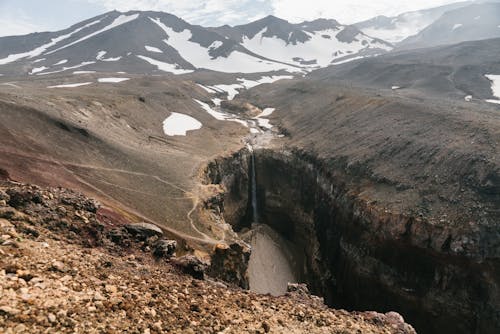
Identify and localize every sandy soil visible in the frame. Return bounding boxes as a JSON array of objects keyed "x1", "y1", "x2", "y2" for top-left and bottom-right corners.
[{"x1": 244, "y1": 224, "x2": 299, "y2": 296}]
